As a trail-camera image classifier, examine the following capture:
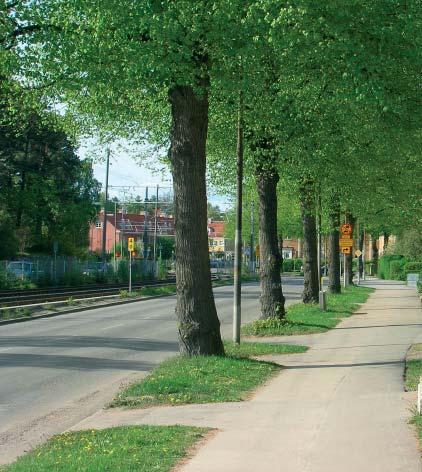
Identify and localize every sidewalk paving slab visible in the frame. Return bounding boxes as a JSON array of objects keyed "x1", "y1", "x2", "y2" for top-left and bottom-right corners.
[{"x1": 72, "y1": 280, "x2": 422, "y2": 472}]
